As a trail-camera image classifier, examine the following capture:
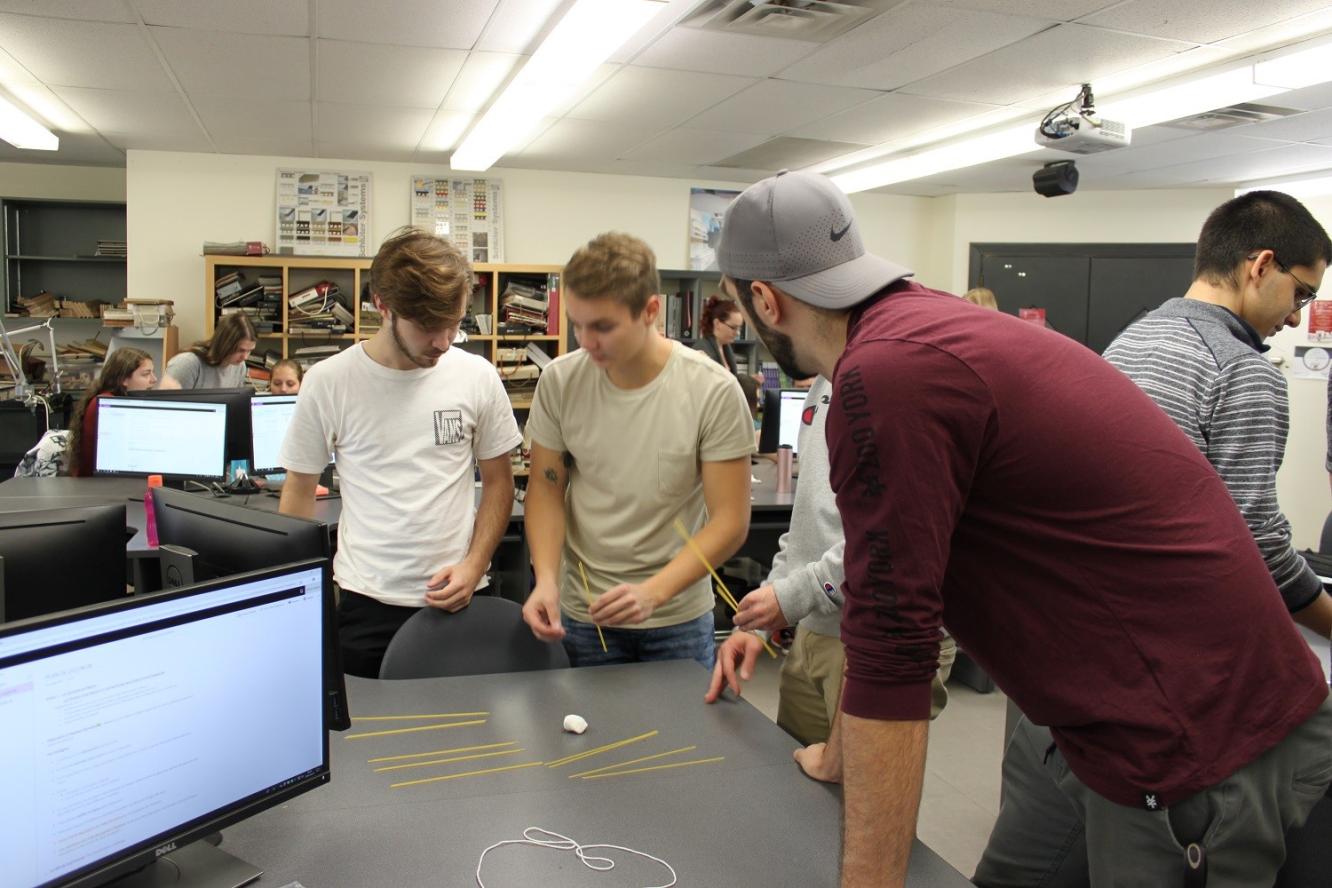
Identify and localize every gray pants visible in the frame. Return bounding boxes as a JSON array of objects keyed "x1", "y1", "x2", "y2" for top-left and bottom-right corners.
[{"x1": 974, "y1": 697, "x2": 1332, "y2": 888}]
